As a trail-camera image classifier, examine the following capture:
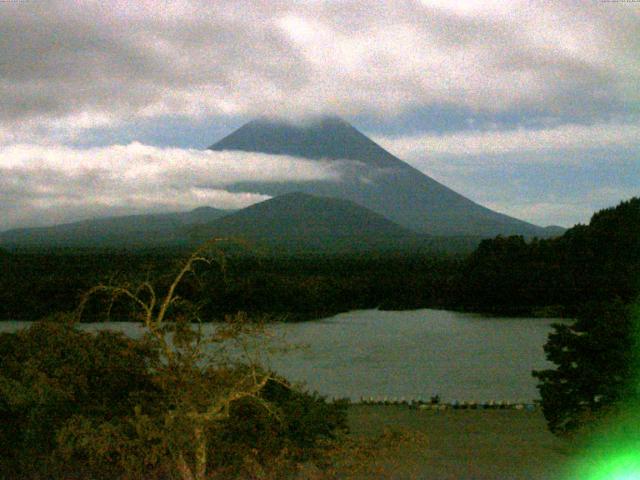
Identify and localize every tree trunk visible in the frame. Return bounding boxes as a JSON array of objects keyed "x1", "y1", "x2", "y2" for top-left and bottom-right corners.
[{"x1": 194, "y1": 425, "x2": 207, "y2": 480}]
